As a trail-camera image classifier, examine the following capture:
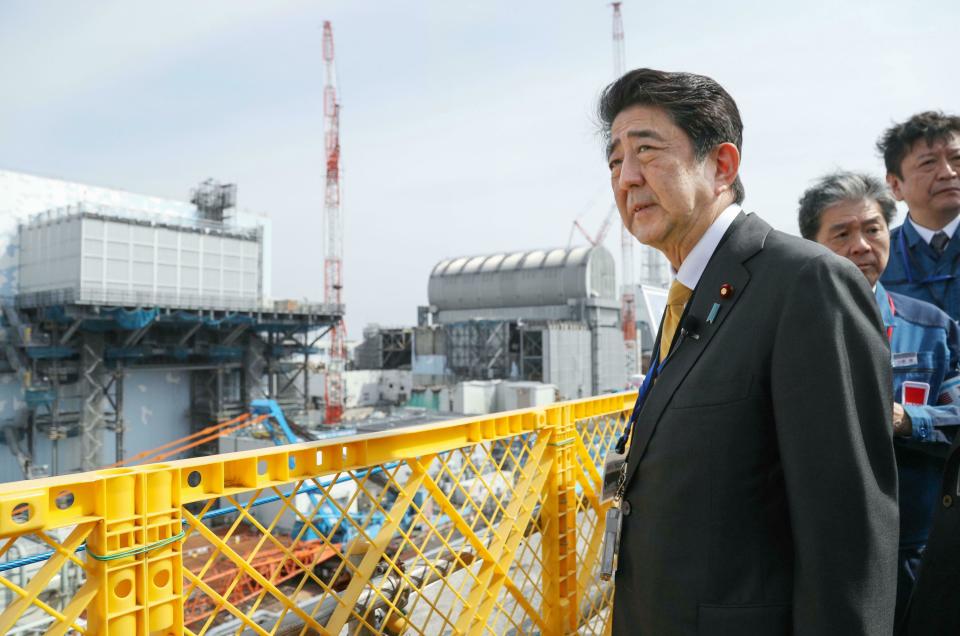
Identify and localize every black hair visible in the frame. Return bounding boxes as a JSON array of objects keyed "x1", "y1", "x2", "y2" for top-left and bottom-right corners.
[
  {"x1": 877, "y1": 110, "x2": 960, "y2": 178},
  {"x1": 598, "y1": 68, "x2": 745, "y2": 204}
]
